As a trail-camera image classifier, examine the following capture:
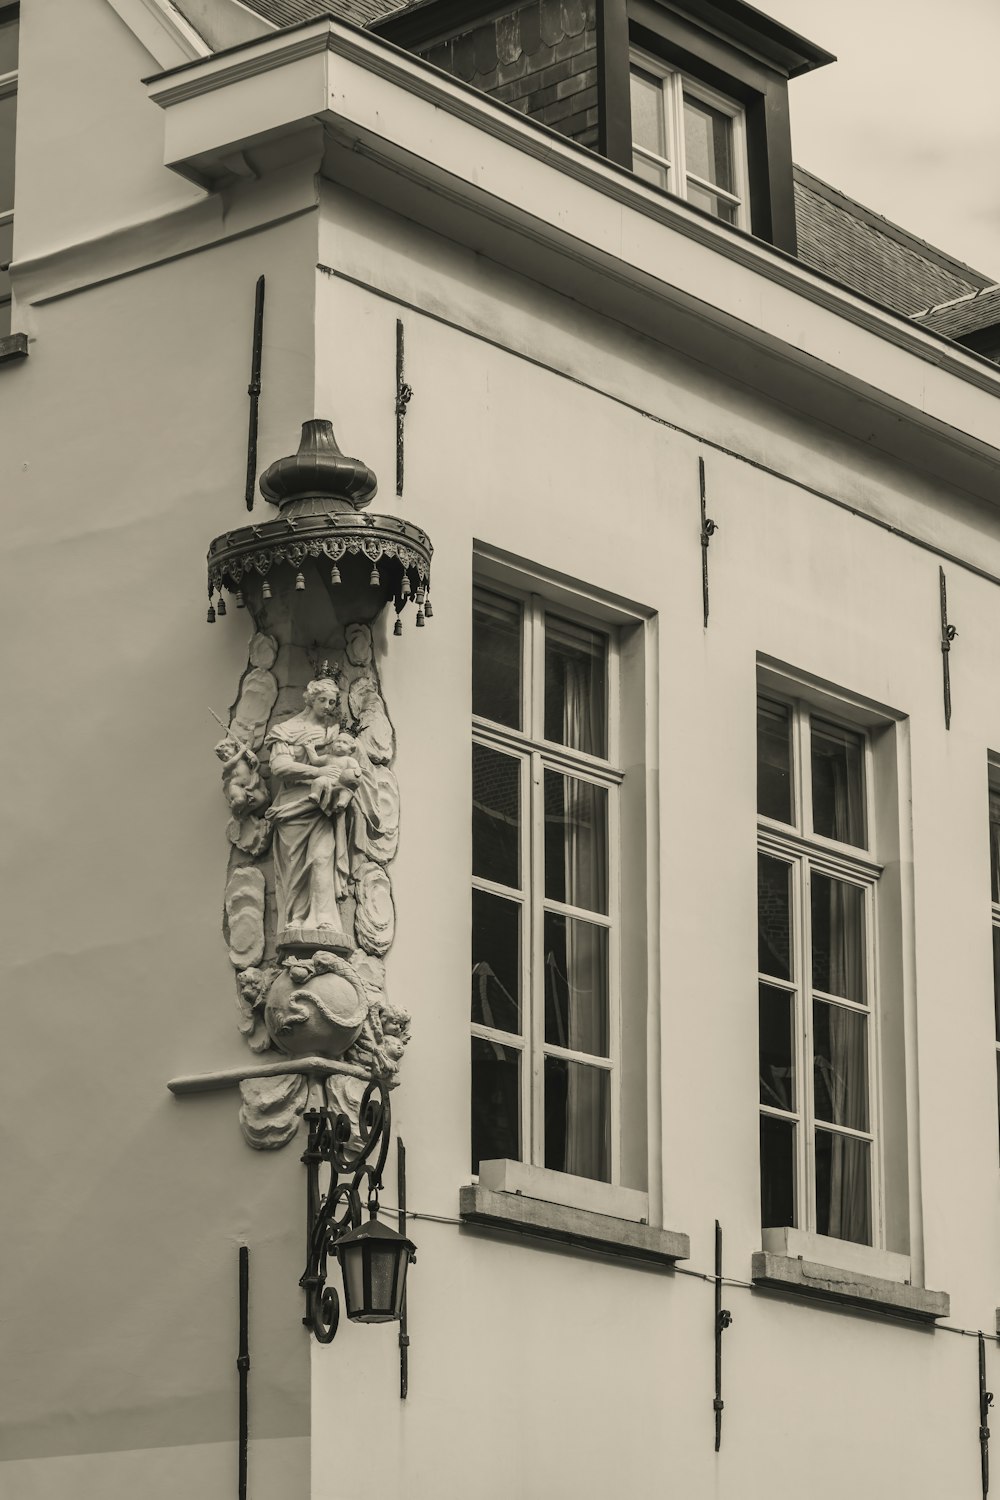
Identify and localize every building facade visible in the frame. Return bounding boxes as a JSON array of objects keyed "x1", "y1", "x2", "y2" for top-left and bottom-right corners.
[{"x1": 4, "y1": 0, "x2": 1000, "y2": 1496}]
